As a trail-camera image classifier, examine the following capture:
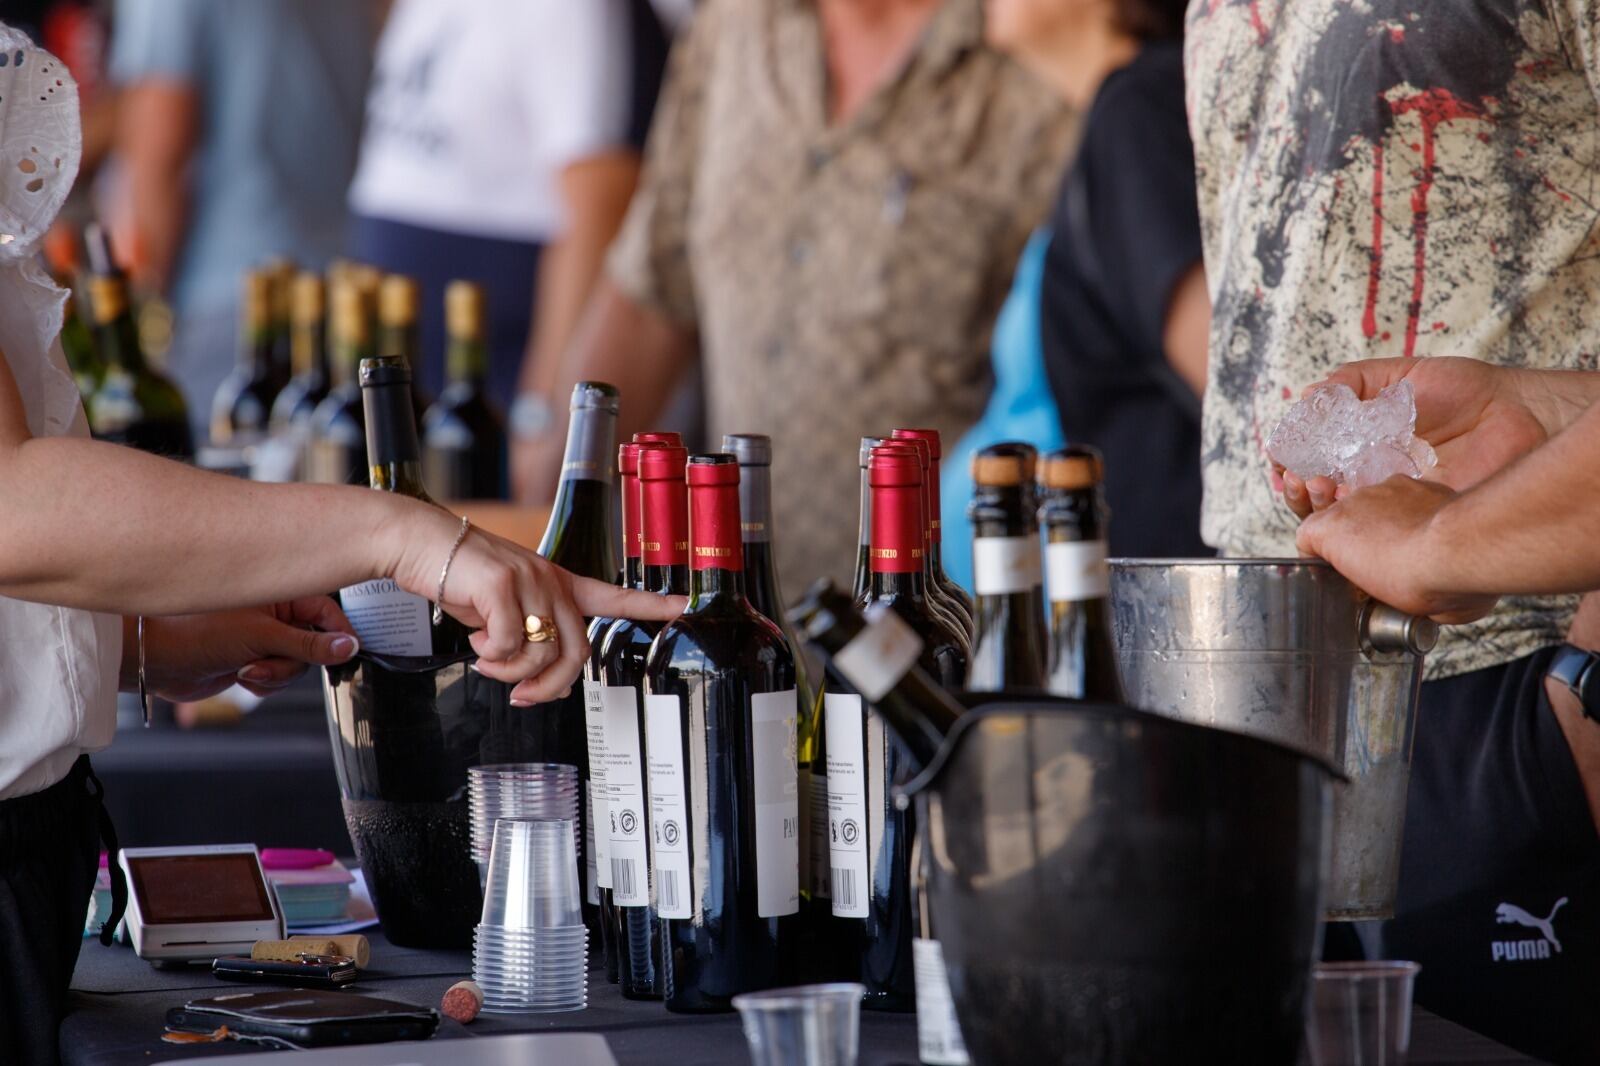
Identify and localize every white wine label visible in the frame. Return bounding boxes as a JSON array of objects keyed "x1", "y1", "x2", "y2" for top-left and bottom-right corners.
[
  {"x1": 914, "y1": 938, "x2": 972, "y2": 1066},
  {"x1": 972, "y1": 535, "x2": 1043, "y2": 596},
  {"x1": 824, "y1": 693, "x2": 870, "y2": 919},
  {"x1": 834, "y1": 602, "x2": 924, "y2": 703},
  {"x1": 751, "y1": 689, "x2": 801, "y2": 918},
  {"x1": 805, "y1": 770, "x2": 831, "y2": 900},
  {"x1": 602, "y1": 686, "x2": 649, "y2": 908},
  {"x1": 1046, "y1": 540, "x2": 1111, "y2": 603},
  {"x1": 337, "y1": 579, "x2": 431, "y2": 656},
  {"x1": 583, "y1": 679, "x2": 612, "y2": 888},
  {"x1": 645, "y1": 693, "x2": 692, "y2": 920},
  {"x1": 584, "y1": 782, "x2": 599, "y2": 905}
]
